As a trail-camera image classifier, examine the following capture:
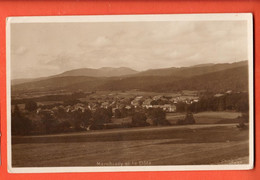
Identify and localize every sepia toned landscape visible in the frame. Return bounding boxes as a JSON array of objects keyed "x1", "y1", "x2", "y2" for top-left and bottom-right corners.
[
  {"x1": 9, "y1": 17, "x2": 251, "y2": 168},
  {"x1": 11, "y1": 62, "x2": 250, "y2": 167}
]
